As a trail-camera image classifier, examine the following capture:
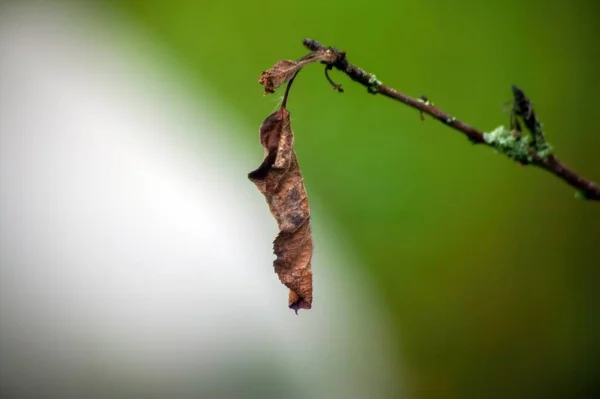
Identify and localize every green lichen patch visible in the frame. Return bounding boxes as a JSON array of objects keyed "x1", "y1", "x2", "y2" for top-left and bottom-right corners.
[
  {"x1": 534, "y1": 141, "x2": 553, "y2": 159},
  {"x1": 367, "y1": 74, "x2": 381, "y2": 94},
  {"x1": 483, "y1": 126, "x2": 533, "y2": 164}
]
